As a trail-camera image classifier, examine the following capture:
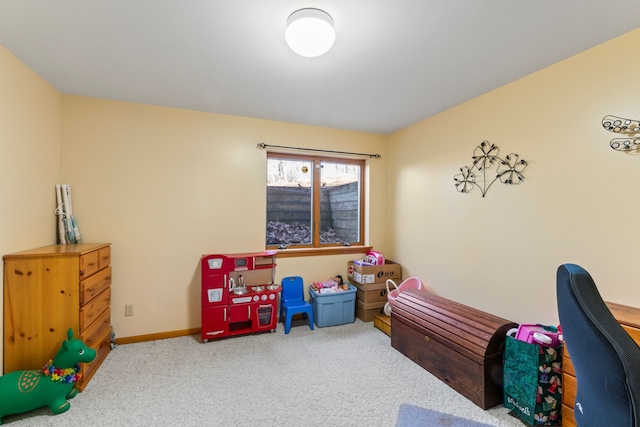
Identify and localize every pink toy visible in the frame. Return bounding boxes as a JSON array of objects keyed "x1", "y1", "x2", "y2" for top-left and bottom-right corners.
[
  {"x1": 384, "y1": 277, "x2": 424, "y2": 316},
  {"x1": 515, "y1": 324, "x2": 562, "y2": 347},
  {"x1": 365, "y1": 251, "x2": 385, "y2": 266}
]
